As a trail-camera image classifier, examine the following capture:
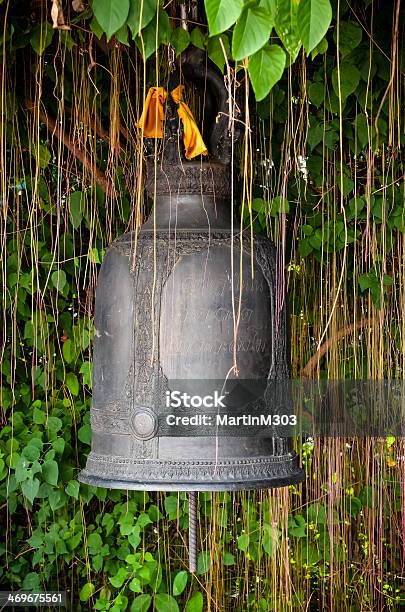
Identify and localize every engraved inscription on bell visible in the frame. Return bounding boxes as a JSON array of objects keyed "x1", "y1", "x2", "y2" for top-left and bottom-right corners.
[{"x1": 160, "y1": 245, "x2": 272, "y2": 381}]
